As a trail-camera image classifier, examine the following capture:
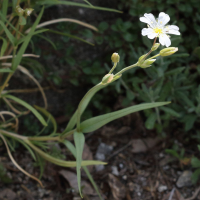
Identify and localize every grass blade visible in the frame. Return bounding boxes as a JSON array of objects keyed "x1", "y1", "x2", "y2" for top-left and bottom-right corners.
[
  {"x1": 0, "y1": 21, "x2": 15, "y2": 45},
  {"x1": 80, "y1": 102, "x2": 171, "y2": 133},
  {"x1": 0, "y1": 37, "x2": 8, "y2": 56},
  {"x1": 12, "y1": 7, "x2": 44, "y2": 70},
  {"x1": 74, "y1": 131, "x2": 85, "y2": 197},
  {"x1": 63, "y1": 140, "x2": 103, "y2": 200},
  {"x1": 3, "y1": 94, "x2": 47, "y2": 126},
  {"x1": 36, "y1": 0, "x2": 122, "y2": 13}
]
